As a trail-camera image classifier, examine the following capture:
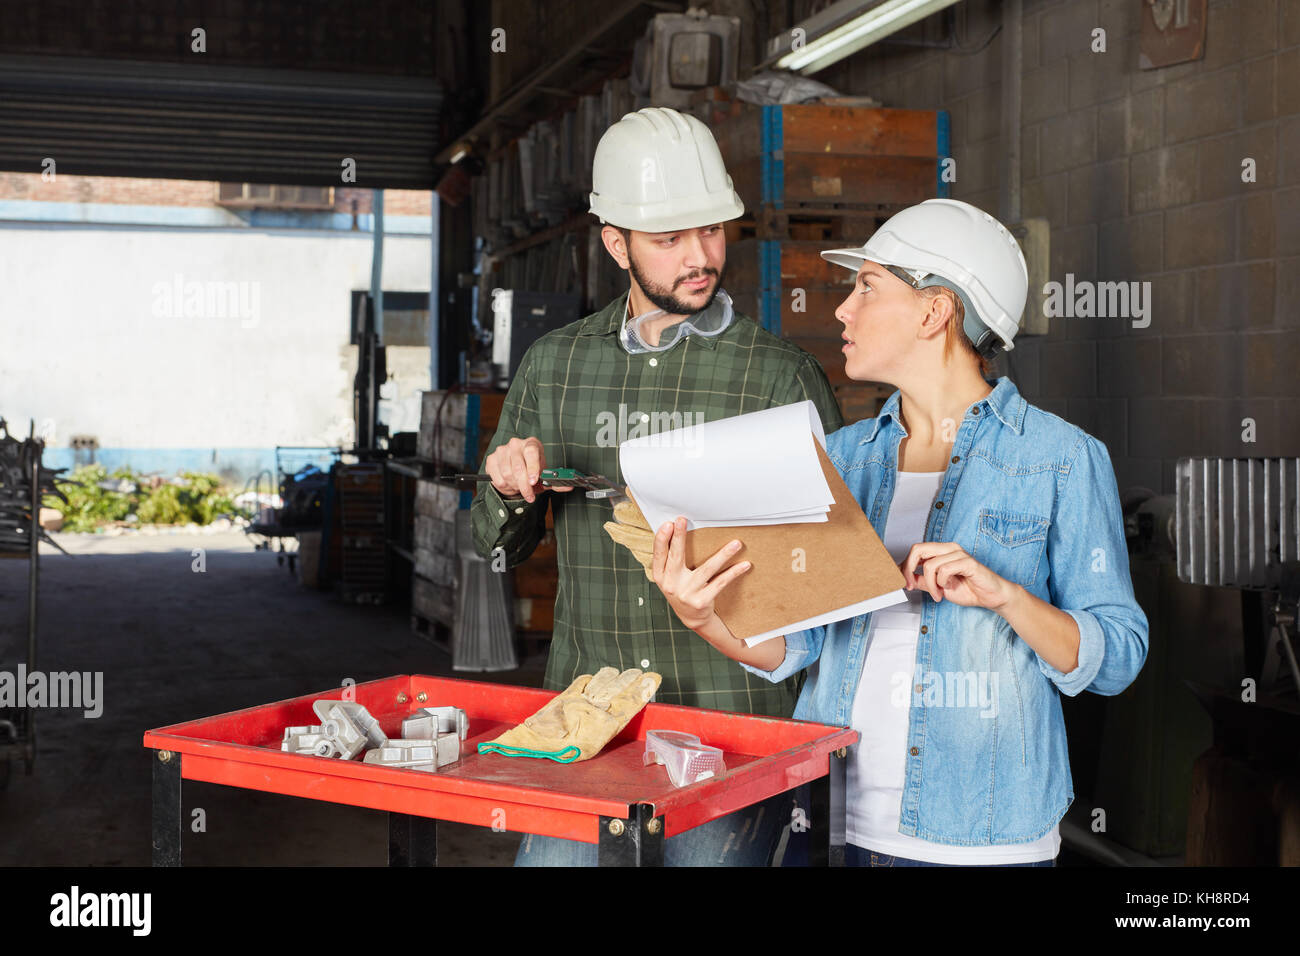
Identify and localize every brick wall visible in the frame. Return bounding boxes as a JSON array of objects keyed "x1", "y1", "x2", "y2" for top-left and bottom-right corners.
[
  {"x1": 0, "y1": 173, "x2": 213, "y2": 205},
  {"x1": 815, "y1": 0, "x2": 1298, "y2": 495},
  {"x1": 0, "y1": 172, "x2": 432, "y2": 215}
]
